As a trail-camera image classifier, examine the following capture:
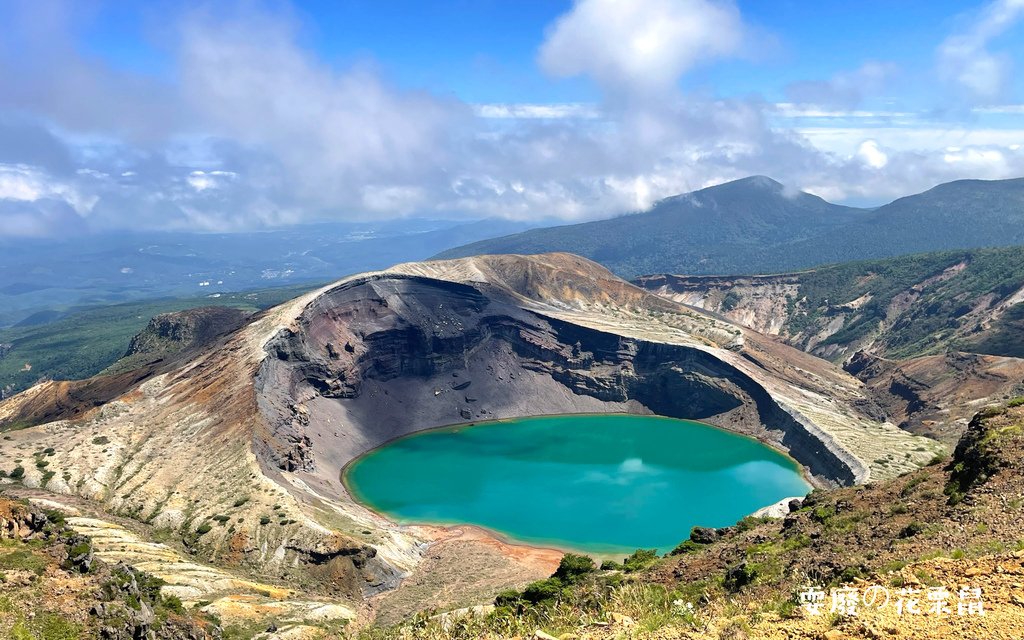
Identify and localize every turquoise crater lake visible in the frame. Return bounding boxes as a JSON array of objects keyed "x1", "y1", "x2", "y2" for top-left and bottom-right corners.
[{"x1": 344, "y1": 414, "x2": 811, "y2": 554}]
